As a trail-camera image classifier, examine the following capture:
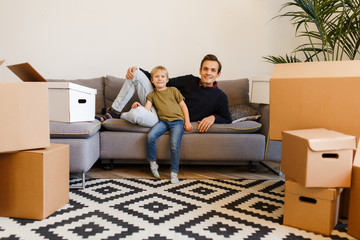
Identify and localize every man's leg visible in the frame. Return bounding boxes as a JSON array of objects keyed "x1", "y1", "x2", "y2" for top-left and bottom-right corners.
[
  {"x1": 96, "y1": 69, "x2": 154, "y2": 122},
  {"x1": 112, "y1": 69, "x2": 154, "y2": 110}
]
